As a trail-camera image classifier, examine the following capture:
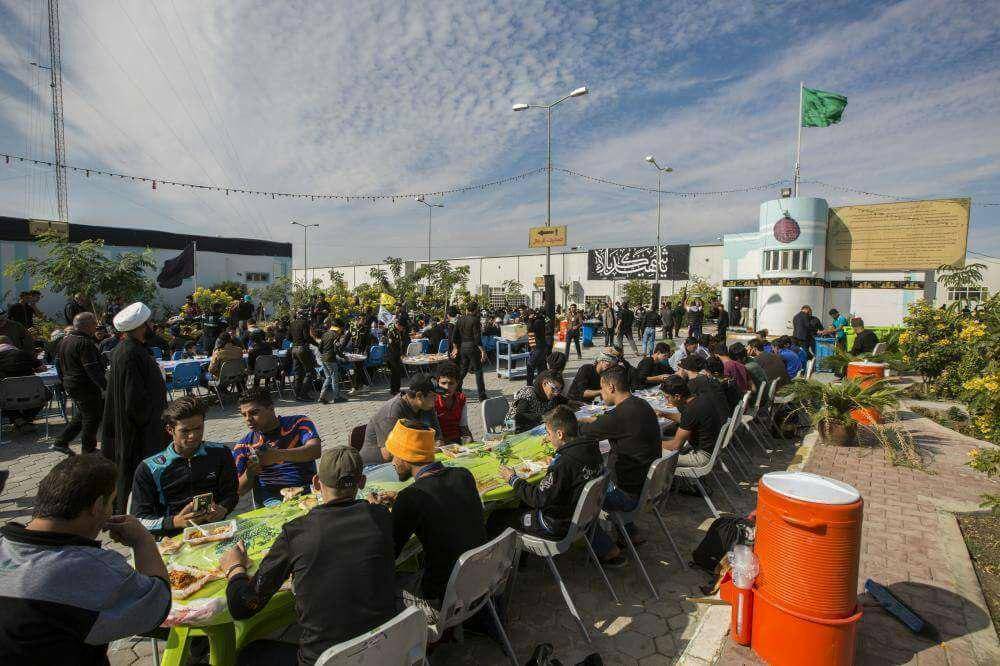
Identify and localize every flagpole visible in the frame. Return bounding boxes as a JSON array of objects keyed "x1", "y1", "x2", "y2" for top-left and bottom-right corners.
[{"x1": 794, "y1": 81, "x2": 803, "y2": 196}]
